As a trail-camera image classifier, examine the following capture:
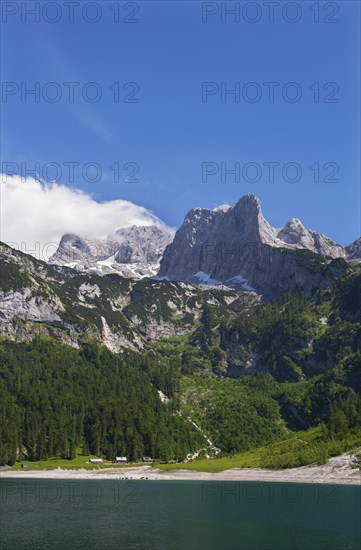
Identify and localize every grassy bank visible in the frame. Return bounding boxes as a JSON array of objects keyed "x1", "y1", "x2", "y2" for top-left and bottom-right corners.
[
  {"x1": 11, "y1": 455, "x2": 144, "y2": 471},
  {"x1": 10, "y1": 426, "x2": 361, "y2": 473},
  {"x1": 158, "y1": 427, "x2": 361, "y2": 473}
]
